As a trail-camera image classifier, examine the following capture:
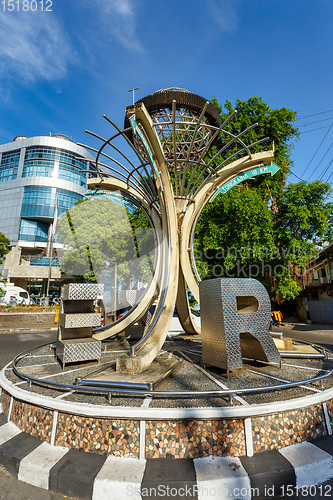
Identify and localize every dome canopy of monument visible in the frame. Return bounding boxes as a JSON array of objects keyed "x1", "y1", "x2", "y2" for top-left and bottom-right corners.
[{"x1": 130, "y1": 87, "x2": 221, "y2": 129}]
